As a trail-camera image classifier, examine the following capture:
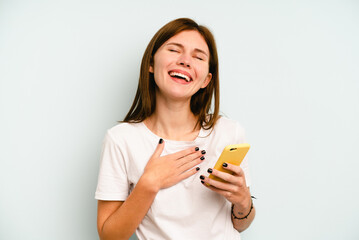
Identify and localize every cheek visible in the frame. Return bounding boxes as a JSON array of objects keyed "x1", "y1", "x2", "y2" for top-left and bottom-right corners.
[
  {"x1": 196, "y1": 64, "x2": 210, "y2": 79},
  {"x1": 153, "y1": 56, "x2": 169, "y2": 74},
  {"x1": 152, "y1": 62, "x2": 168, "y2": 85}
]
